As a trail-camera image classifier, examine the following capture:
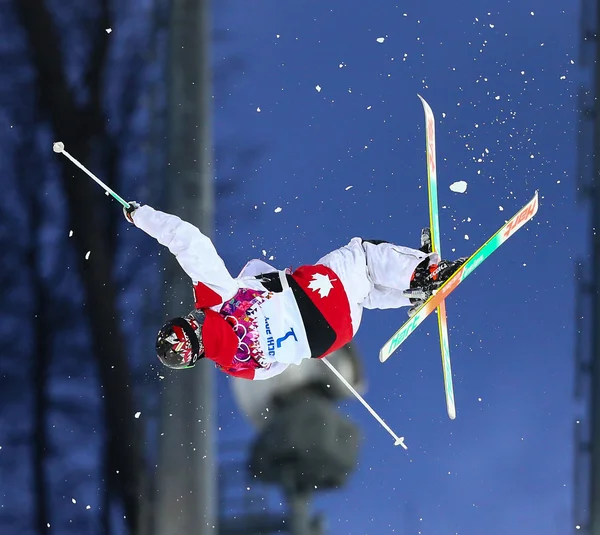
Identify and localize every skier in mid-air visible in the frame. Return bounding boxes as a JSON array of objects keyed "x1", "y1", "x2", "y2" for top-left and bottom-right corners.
[{"x1": 124, "y1": 202, "x2": 466, "y2": 380}]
